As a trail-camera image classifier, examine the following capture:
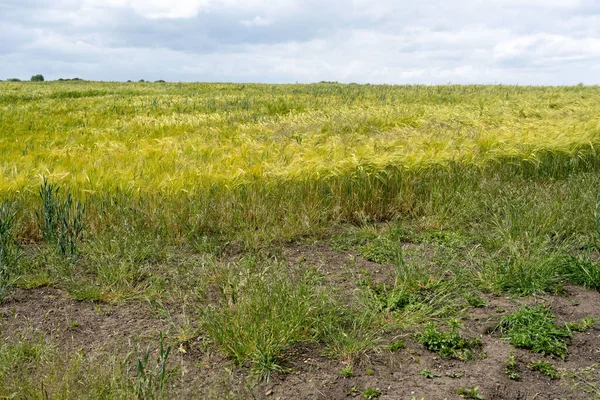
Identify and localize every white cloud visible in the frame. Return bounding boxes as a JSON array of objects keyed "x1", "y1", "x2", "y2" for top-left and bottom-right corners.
[
  {"x1": 240, "y1": 16, "x2": 272, "y2": 27},
  {"x1": 494, "y1": 34, "x2": 600, "y2": 64},
  {"x1": 1, "y1": 0, "x2": 599, "y2": 84}
]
